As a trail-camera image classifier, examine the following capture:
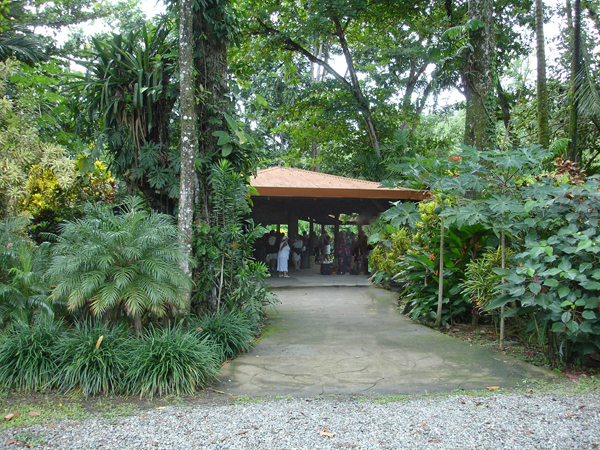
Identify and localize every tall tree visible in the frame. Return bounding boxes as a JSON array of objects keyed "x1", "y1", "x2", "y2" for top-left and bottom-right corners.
[
  {"x1": 536, "y1": 0, "x2": 550, "y2": 148},
  {"x1": 569, "y1": 0, "x2": 582, "y2": 163},
  {"x1": 237, "y1": 0, "x2": 449, "y2": 178},
  {"x1": 177, "y1": 0, "x2": 197, "y2": 299},
  {"x1": 461, "y1": 0, "x2": 497, "y2": 150},
  {"x1": 193, "y1": 0, "x2": 230, "y2": 207},
  {"x1": 441, "y1": 0, "x2": 535, "y2": 151},
  {"x1": 254, "y1": 11, "x2": 383, "y2": 158},
  {"x1": 168, "y1": 0, "x2": 237, "y2": 307}
]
